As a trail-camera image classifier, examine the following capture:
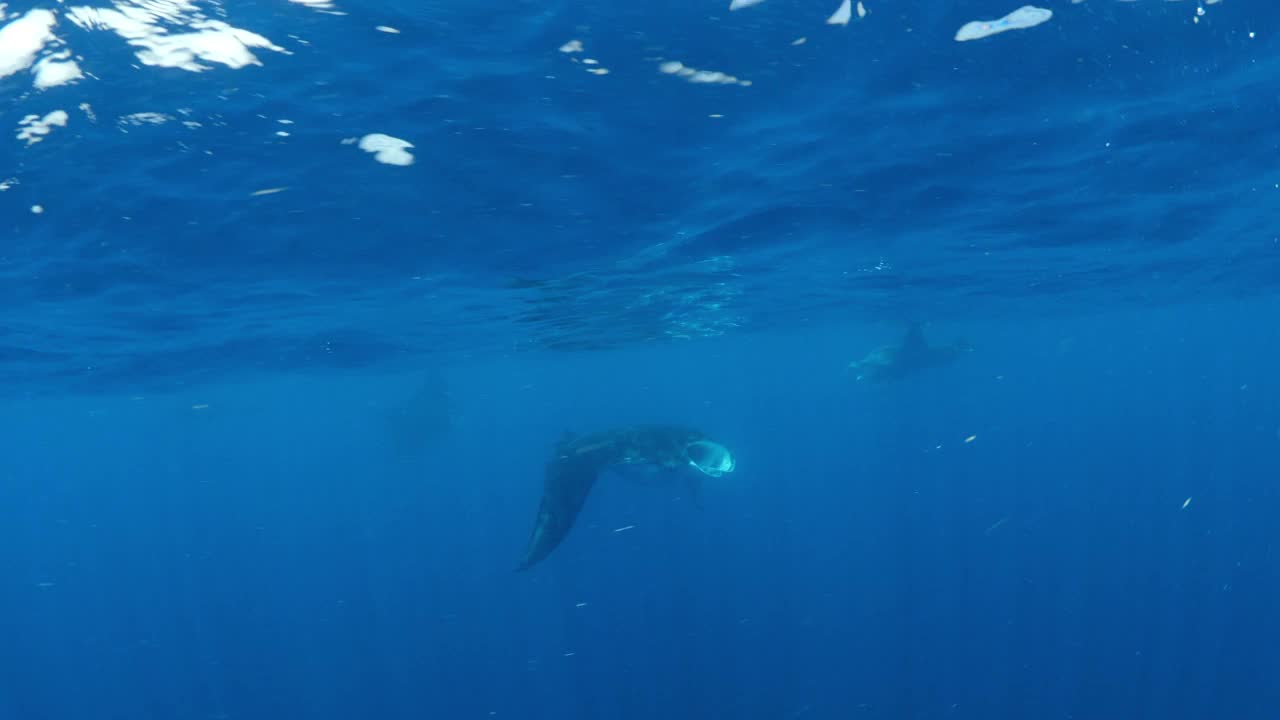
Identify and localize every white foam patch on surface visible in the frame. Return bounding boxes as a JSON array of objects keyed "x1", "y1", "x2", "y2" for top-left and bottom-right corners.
[
  {"x1": 33, "y1": 50, "x2": 84, "y2": 89},
  {"x1": 827, "y1": 0, "x2": 852, "y2": 25},
  {"x1": 658, "y1": 60, "x2": 751, "y2": 87},
  {"x1": 0, "y1": 9, "x2": 57, "y2": 81},
  {"x1": 118, "y1": 112, "x2": 172, "y2": 127},
  {"x1": 286, "y1": 0, "x2": 346, "y2": 16},
  {"x1": 67, "y1": 2, "x2": 290, "y2": 72},
  {"x1": 0, "y1": 178, "x2": 17, "y2": 191},
  {"x1": 557, "y1": 39, "x2": 609, "y2": 76},
  {"x1": 347, "y1": 133, "x2": 415, "y2": 166},
  {"x1": 955, "y1": 6, "x2": 1052, "y2": 42},
  {"x1": 729, "y1": 0, "x2": 767, "y2": 9},
  {"x1": 16, "y1": 110, "x2": 68, "y2": 146}
]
